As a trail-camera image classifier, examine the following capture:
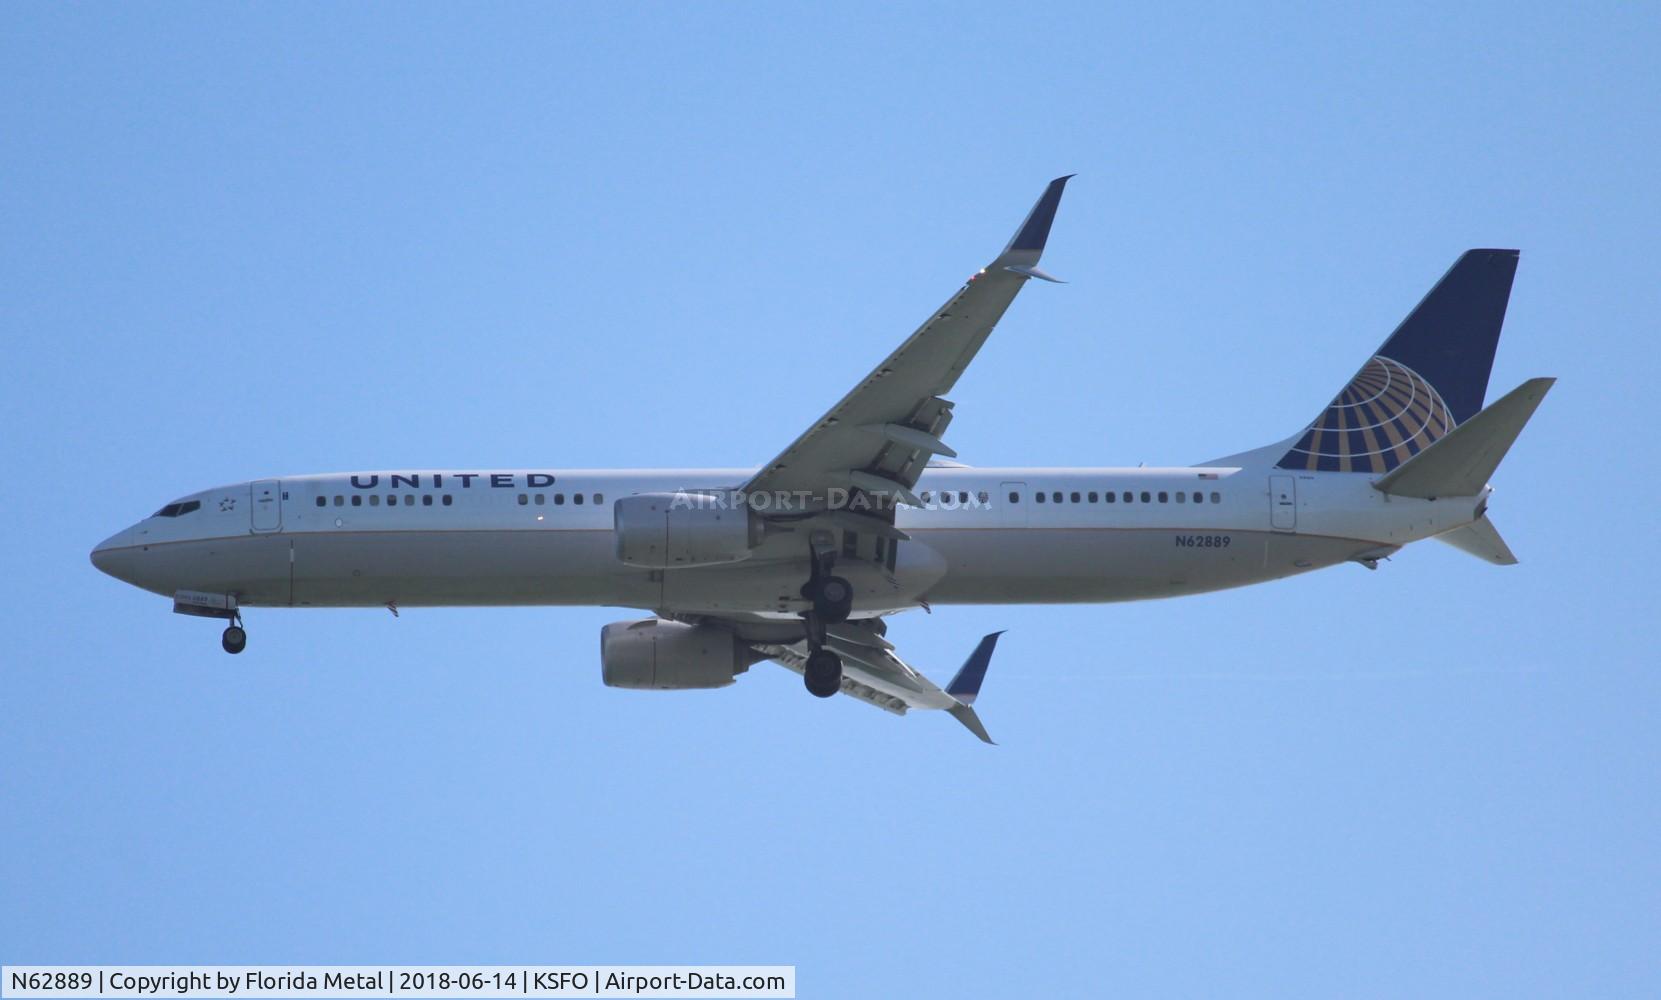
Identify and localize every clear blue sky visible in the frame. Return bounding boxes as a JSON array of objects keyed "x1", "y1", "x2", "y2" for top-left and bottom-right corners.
[{"x1": 4, "y1": 4, "x2": 1658, "y2": 996}]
